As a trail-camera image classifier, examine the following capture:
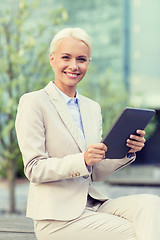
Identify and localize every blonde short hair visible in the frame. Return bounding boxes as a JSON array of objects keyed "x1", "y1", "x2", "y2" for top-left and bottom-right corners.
[{"x1": 49, "y1": 28, "x2": 92, "y2": 58}]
